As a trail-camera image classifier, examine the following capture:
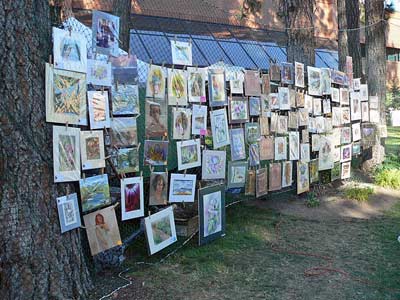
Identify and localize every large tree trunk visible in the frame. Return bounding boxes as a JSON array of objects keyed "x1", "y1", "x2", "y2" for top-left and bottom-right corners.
[
  {"x1": 337, "y1": 0, "x2": 349, "y2": 71},
  {"x1": 346, "y1": 0, "x2": 363, "y2": 78},
  {"x1": 113, "y1": 0, "x2": 132, "y2": 51},
  {"x1": 363, "y1": 0, "x2": 387, "y2": 171},
  {"x1": 0, "y1": 1, "x2": 92, "y2": 299},
  {"x1": 280, "y1": 0, "x2": 316, "y2": 66}
]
